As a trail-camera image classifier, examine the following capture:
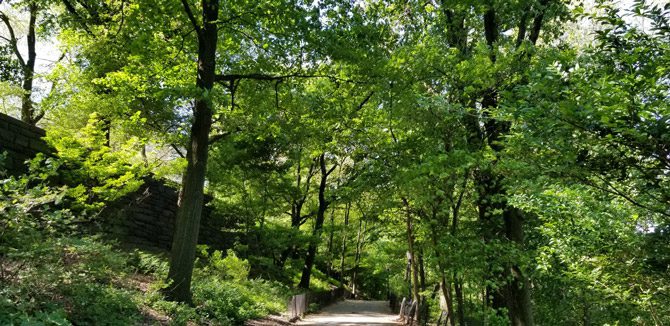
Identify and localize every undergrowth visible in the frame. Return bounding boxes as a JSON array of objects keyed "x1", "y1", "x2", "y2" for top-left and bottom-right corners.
[
  {"x1": 0, "y1": 234, "x2": 292, "y2": 325},
  {"x1": 0, "y1": 149, "x2": 292, "y2": 325}
]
